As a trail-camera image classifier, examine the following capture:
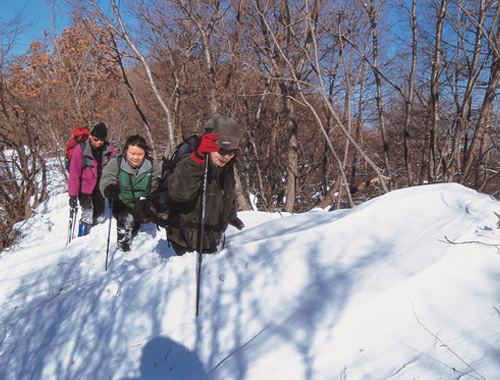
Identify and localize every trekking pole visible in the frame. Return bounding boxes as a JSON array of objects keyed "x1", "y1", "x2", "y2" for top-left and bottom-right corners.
[
  {"x1": 105, "y1": 199, "x2": 113, "y2": 271},
  {"x1": 67, "y1": 205, "x2": 78, "y2": 245},
  {"x1": 67, "y1": 207, "x2": 73, "y2": 245},
  {"x1": 195, "y1": 158, "x2": 209, "y2": 317},
  {"x1": 72, "y1": 205, "x2": 78, "y2": 239}
]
